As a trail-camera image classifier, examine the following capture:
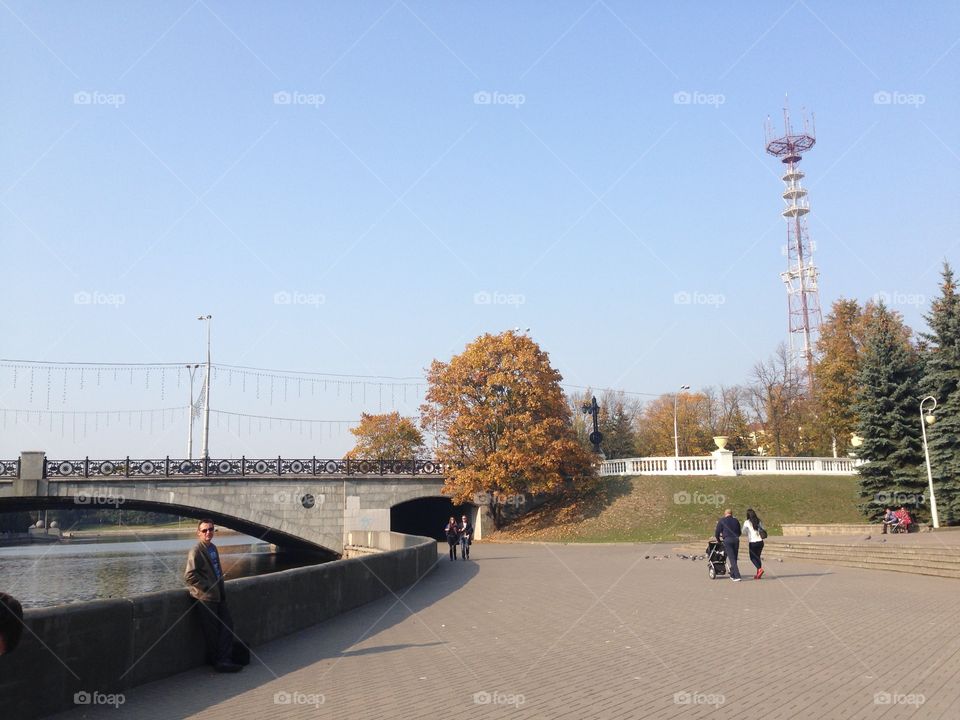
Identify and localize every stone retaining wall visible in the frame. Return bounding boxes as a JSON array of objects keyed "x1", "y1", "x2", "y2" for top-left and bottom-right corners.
[{"x1": 0, "y1": 533, "x2": 437, "y2": 720}]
